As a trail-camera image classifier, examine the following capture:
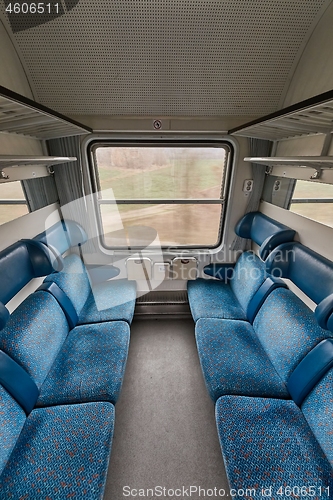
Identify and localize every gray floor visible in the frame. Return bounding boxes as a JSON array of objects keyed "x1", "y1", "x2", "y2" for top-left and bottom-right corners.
[{"x1": 104, "y1": 318, "x2": 229, "y2": 499}]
